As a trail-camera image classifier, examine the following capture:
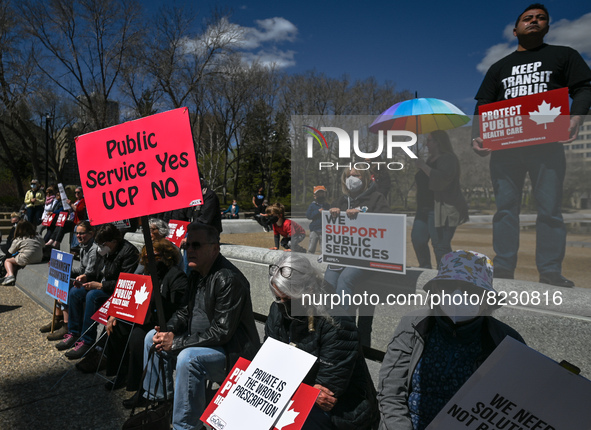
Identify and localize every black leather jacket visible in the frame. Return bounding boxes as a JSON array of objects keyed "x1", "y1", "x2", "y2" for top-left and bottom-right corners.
[
  {"x1": 166, "y1": 254, "x2": 260, "y2": 368},
  {"x1": 100, "y1": 240, "x2": 139, "y2": 295}
]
